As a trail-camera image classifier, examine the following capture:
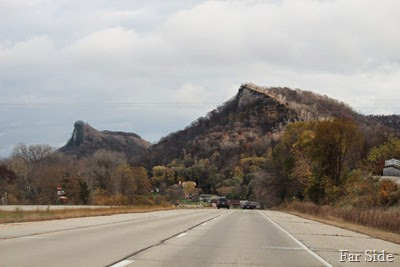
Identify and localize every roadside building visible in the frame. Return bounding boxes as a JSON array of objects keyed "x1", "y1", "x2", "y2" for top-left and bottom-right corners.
[
  {"x1": 199, "y1": 194, "x2": 218, "y2": 203},
  {"x1": 383, "y1": 159, "x2": 400, "y2": 177}
]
